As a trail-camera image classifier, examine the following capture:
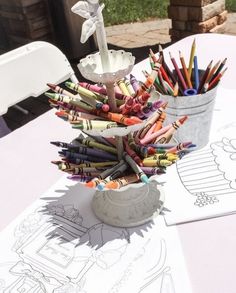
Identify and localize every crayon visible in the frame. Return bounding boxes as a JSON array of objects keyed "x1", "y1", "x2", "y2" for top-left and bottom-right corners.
[
  {"x1": 47, "y1": 83, "x2": 79, "y2": 100},
  {"x1": 124, "y1": 77, "x2": 135, "y2": 96},
  {"x1": 132, "y1": 92, "x2": 150, "y2": 105},
  {"x1": 99, "y1": 112, "x2": 142, "y2": 126},
  {"x1": 136, "y1": 104, "x2": 153, "y2": 119},
  {"x1": 101, "y1": 160, "x2": 128, "y2": 180},
  {"x1": 60, "y1": 150, "x2": 110, "y2": 163},
  {"x1": 169, "y1": 52, "x2": 187, "y2": 91},
  {"x1": 97, "y1": 162, "x2": 128, "y2": 190},
  {"x1": 139, "y1": 124, "x2": 172, "y2": 145},
  {"x1": 209, "y1": 57, "x2": 227, "y2": 83},
  {"x1": 207, "y1": 67, "x2": 227, "y2": 91},
  {"x1": 60, "y1": 145, "x2": 117, "y2": 161},
  {"x1": 120, "y1": 96, "x2": 134, "y2": 115},
  {"x1": 142, "y1": 159, "x2": 173, "y2": 167},
  {"x1": 158, "y1": 70, "x2": 169, "y2": 94},
  {"x1": 79, "y1": 81, "x2": 131, "y2": 102},
  {"x1": 76, "y1": 137, "x2": 118, "y2": 154},
  {"x1": 197, "y1": 60, "x2": 213, "y2": 94},
  {"x1": 166, "y1": 142, "x2": 193, "y2": 153},
  {"x1": 153, "y1": 111, "x2": 166, "y2": 132},
  {"x1": 130, "y1": 74, "x2": 140, "y2": 92},
  {"x1": 123, "y1": 152, "x2": 149, "y2": 184},
  {"x1": 138, "y1": 102, "x2": 168, "y2": 140},
  {"x1": 74, "y1": 161, "x2": 118, "y2": 168},
  {"x1": 117, "y1": 79, "x2": 130, "y2": 96},
  {"x1": 179, "y1": 51, "x2": 192, "y2": 88},
  {"x1": 66, "y1": 167, "x2": 106, "y2": 174},
  {"x1": 140, "y1": 166, "x2": 166, "y2": 175},
  {"x1": 65, "y1": 81, "x2": 109, "y2": 112},
  {"x1": 114, "y1": 82, "x2": 123, "y2": 94},
  {"x1": 150, "y1": 100, "x2": 164, "y2": 112},
  {"x1": 45, "y1": 92, "x2": 77, "y2": 104},
  {"x1": 124, "y1": 138, "x2": 143, "y2": 166},
  {"x1": 68, "y1": 175, "x2": 94, "y2": 182},
  {"x1": 193, "y1": 55, "x2": 199, "y2": 91},
  {"x1": 188, "y1": 38, "x2": 196, "y2": 78},
  {"x1": 173, "y1": 82, "x2": 179, "y2": 97},
  {"x1": 105, "y1": 174, "x2": 140, "y2": 189},
  {"x1": 71, "y1": 119, "x2": 118, "y2": 130},
  {"x1": 145, "y1": 153, "x2": 179, "y2": 162},
  {"x1": 154, "y1": 116, "x2": 188, "y2": 144},
  {"x1": 134, "y1": 74, "x2": 155, "y2": 98},
  {"x1": 204, "y1": 60, "x2": 221, "y2": 85}
]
